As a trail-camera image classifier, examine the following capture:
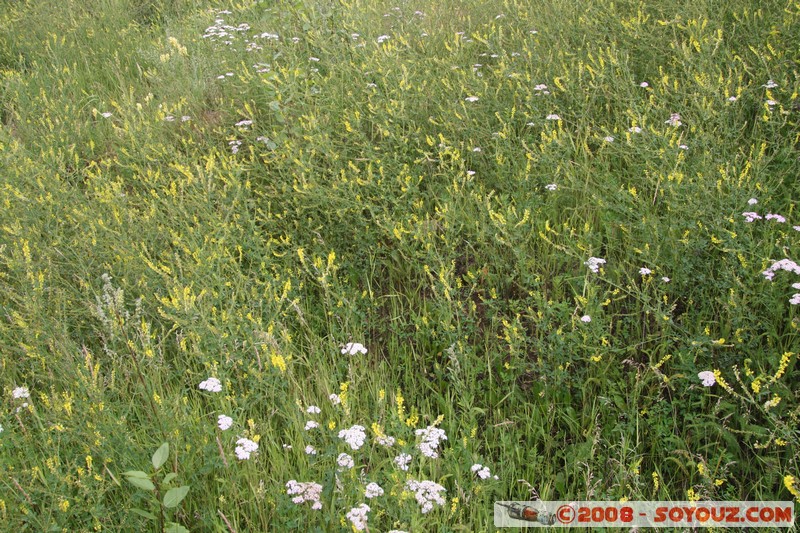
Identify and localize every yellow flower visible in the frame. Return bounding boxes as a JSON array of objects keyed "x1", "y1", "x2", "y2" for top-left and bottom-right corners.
[
  {"x1": 687, "y1": 488, "x2": 699, "y2": 501},
  {"x1": 58, "y1": 498, "x2": 70, "y2": 512},
  {"x1": 784, "y1": 475, "x2": 800, "y2": 500}
]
